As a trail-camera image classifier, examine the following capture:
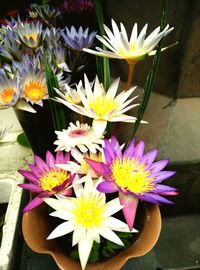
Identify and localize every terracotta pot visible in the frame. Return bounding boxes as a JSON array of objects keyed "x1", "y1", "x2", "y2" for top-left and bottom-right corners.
[{"x1": 22, "y1": 202, "x2": 161, "y2": 270}]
